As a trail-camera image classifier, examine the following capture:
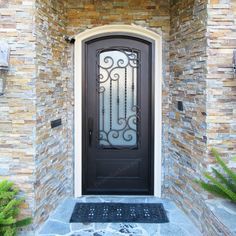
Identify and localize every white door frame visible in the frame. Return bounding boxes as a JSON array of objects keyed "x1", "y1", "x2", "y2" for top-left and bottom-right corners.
[{"x1": 74, "y1": 25, "x2": 162, "y2": 197}]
